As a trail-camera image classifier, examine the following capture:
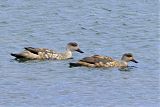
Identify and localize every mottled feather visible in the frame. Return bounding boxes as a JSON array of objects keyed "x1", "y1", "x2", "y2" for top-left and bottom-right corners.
[
  {"x1": 11, "y1": 42, "x2": 83, "y2": 60},
  {"x1": 70, "y1": 53, "x2": 138, "y2": 68}
]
